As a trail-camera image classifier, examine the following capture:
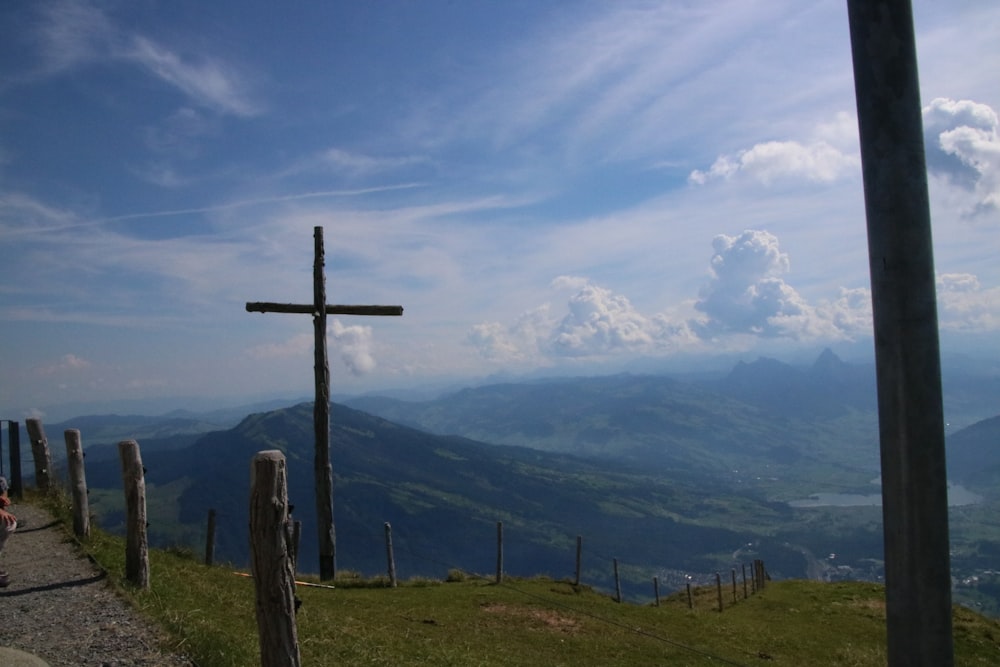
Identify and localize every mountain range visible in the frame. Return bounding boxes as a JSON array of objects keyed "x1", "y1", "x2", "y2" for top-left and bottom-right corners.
[{"x1": 26, "y1": 349, "x2": 1000, "y2": 609}]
